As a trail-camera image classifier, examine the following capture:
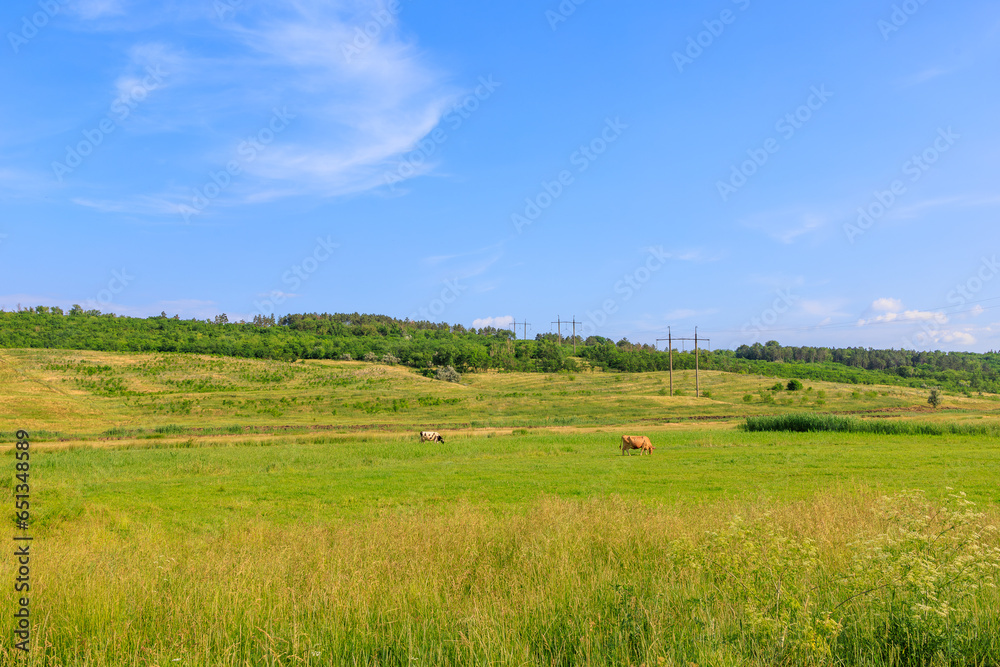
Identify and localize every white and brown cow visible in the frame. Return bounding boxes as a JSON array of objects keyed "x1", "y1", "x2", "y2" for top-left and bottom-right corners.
[
  {"x1": 420, "y1": 431, "x2": 445, "y2": 443},
  {"x1": 621, "y1": 435, "x2": 654, "y2": 456}
]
